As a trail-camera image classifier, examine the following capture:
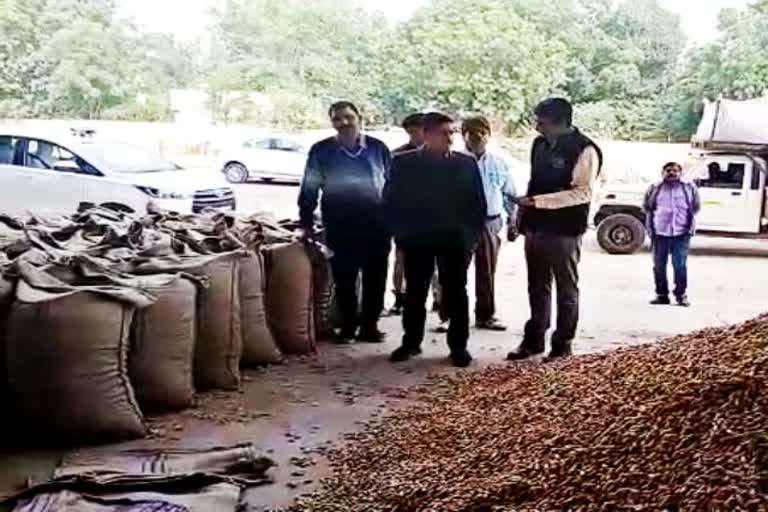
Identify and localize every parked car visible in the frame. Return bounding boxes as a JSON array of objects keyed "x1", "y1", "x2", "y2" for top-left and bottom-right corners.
[
  {"x1": 218, "y1": 136, "x2": 307, "y2": 184},
  {"x1": 0, "y1": 128, "x2": 235, "y2": 216}
]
